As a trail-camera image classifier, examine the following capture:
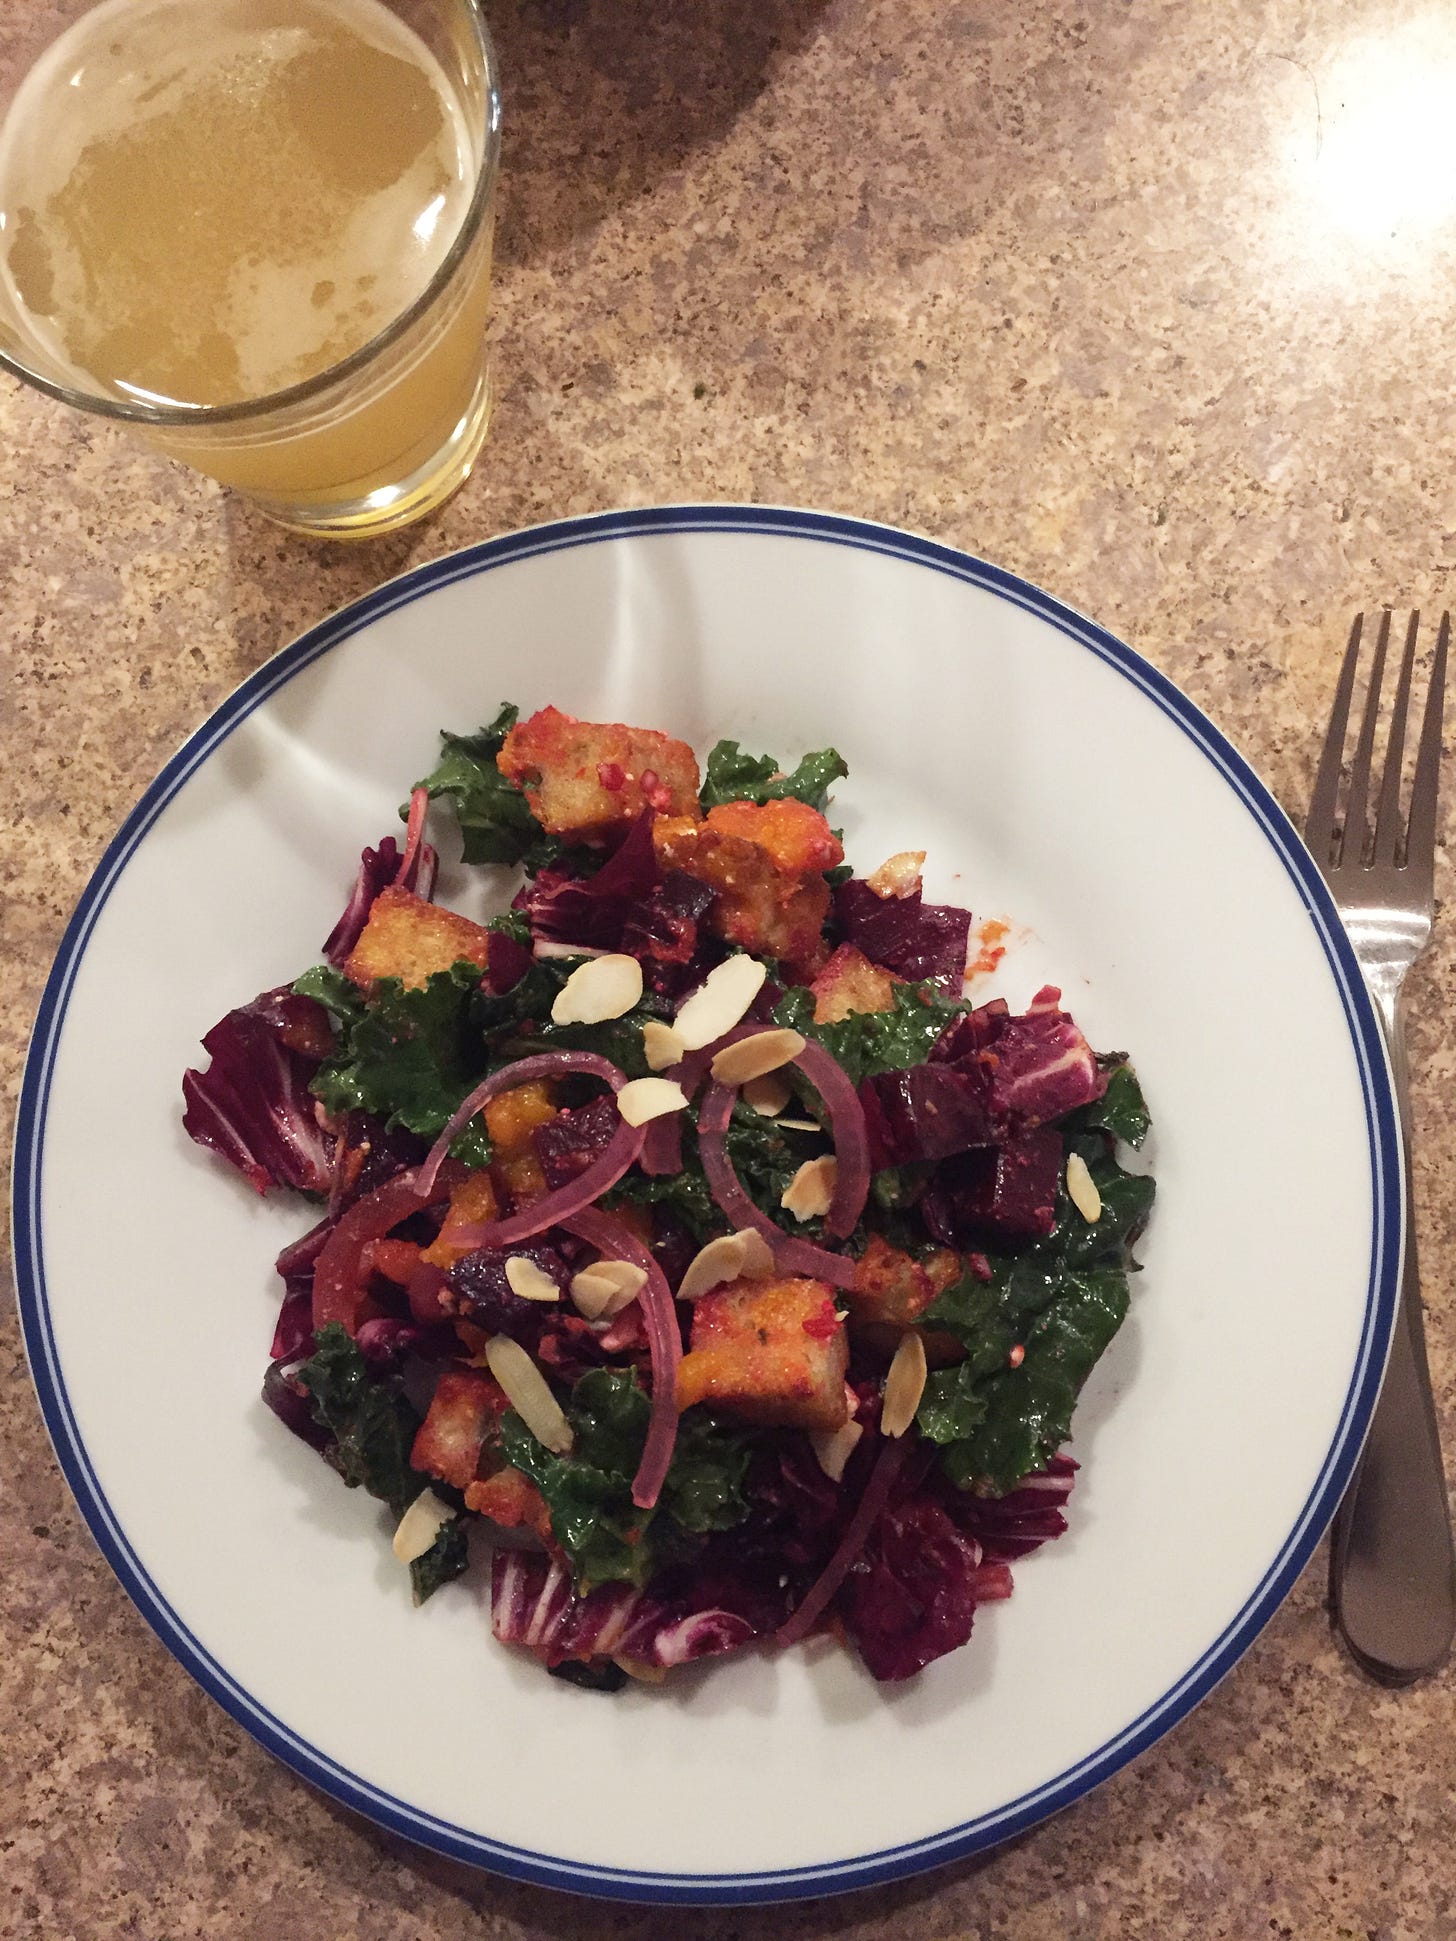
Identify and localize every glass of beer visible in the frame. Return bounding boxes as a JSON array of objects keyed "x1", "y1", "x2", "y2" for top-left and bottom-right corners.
[{"x1": 0, "y1": 0, "x2": 500, "y2": 539}]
